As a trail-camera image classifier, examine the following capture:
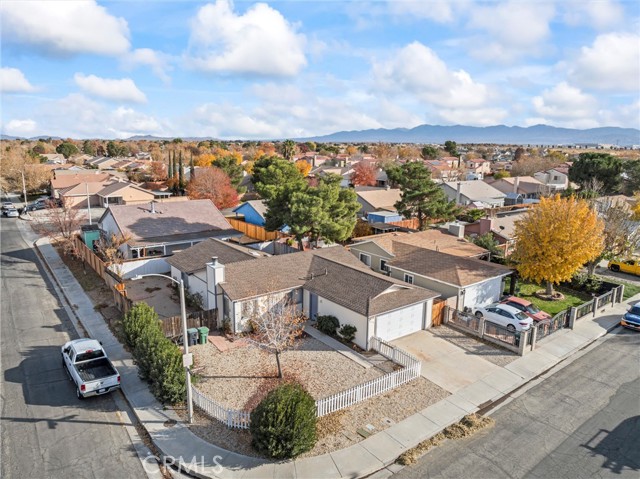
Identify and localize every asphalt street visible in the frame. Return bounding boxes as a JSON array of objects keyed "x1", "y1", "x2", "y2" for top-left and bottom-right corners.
[
  {"x1": 395, "y1": 329, "x2": 640, "y2": 479},
  {"x1": 1, "y1": 218, "x2": 146, "y2": 478}
]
